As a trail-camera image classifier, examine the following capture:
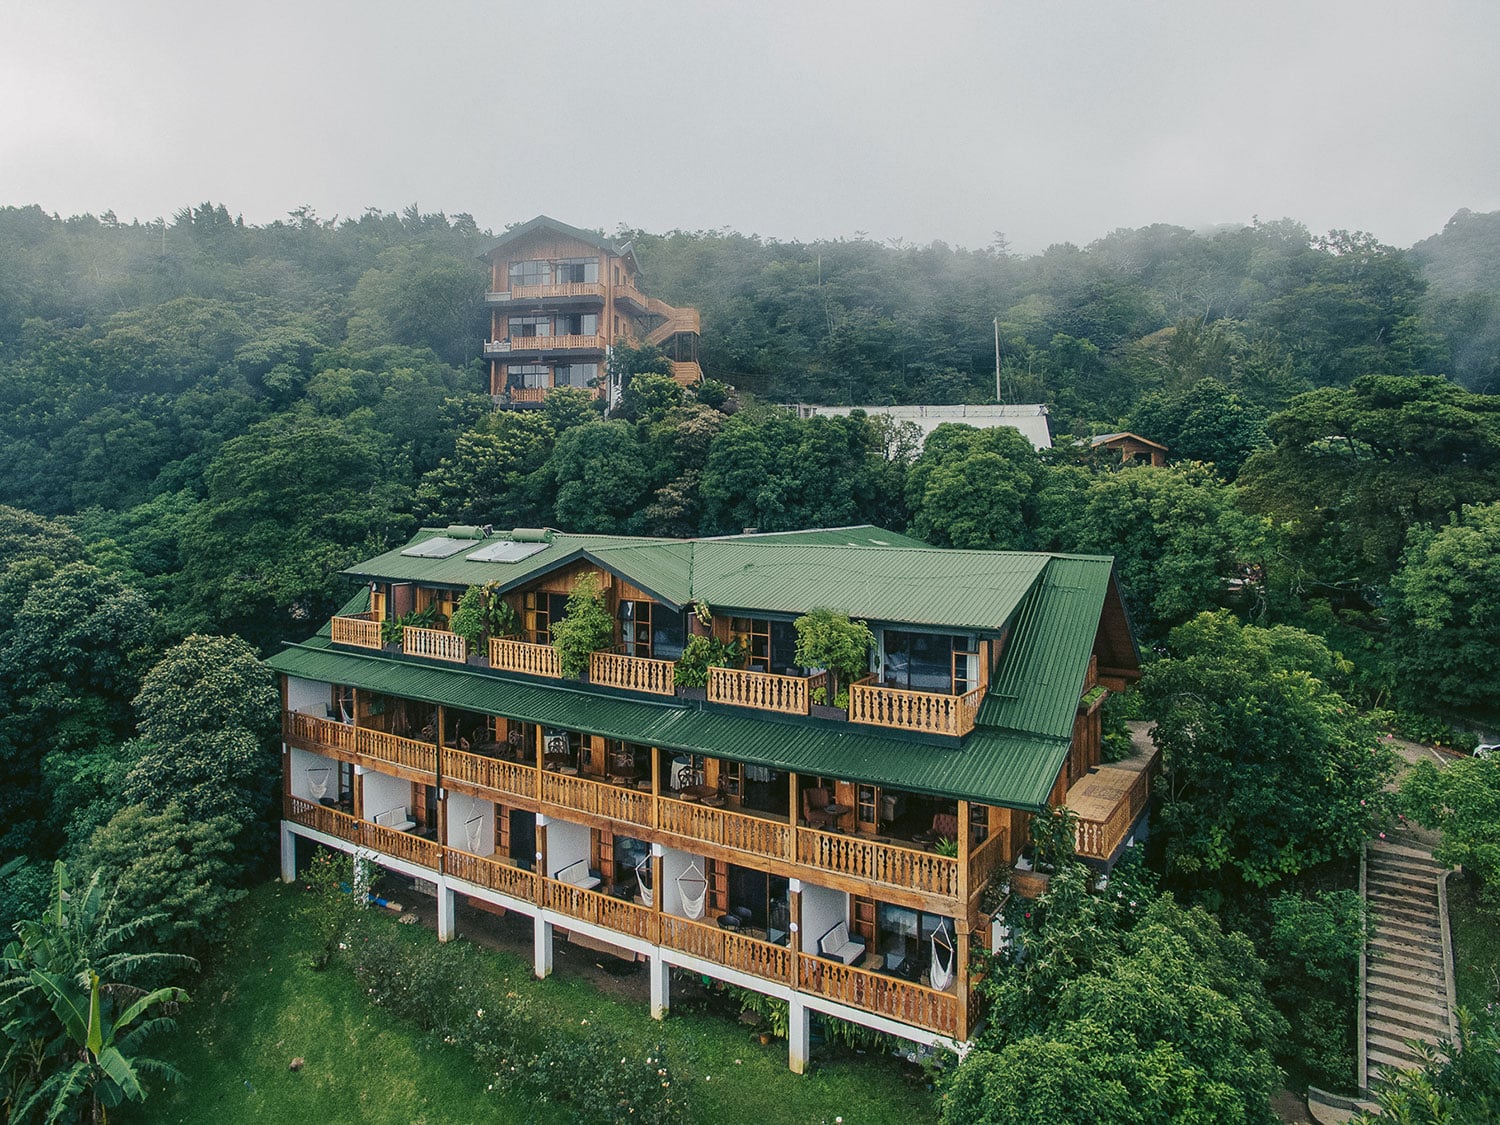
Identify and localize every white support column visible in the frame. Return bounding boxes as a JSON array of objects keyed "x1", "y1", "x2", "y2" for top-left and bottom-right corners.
[
  {"x1": 280, "y1": 822, "x2": 297, "y2": 883},
  {"x1": 788, "y1": 995, "x2": 811, "y2": 1074},
  {"x1": 533, "y1": 914, "x2": 554, "y2": 979},
  {"x1": 648, "y1": 951, "x2": 670, "y2": 1020},
  {"x1": 436, "y1": 880, "x2": 455, "y2": 943}
]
